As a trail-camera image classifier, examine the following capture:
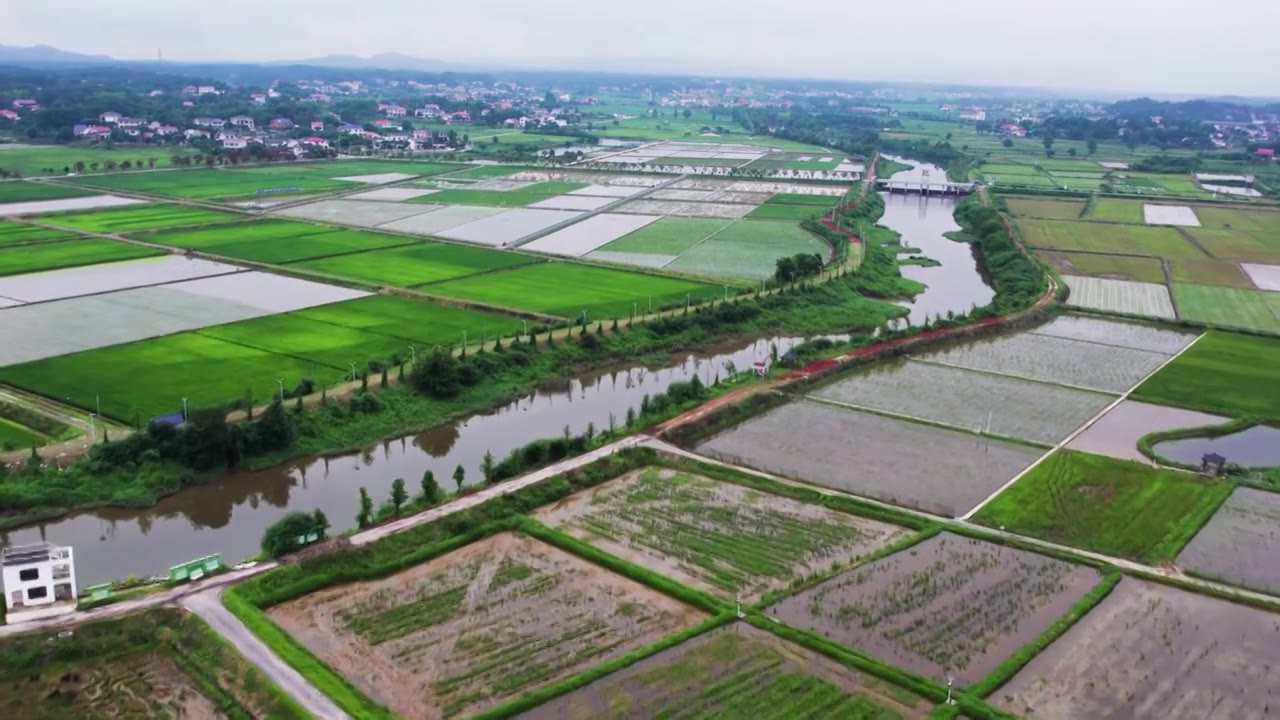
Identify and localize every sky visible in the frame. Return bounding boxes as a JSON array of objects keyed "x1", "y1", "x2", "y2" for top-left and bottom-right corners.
[{"x1": 1, "y1": 0, "x2": 1276, "y2": 98}]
